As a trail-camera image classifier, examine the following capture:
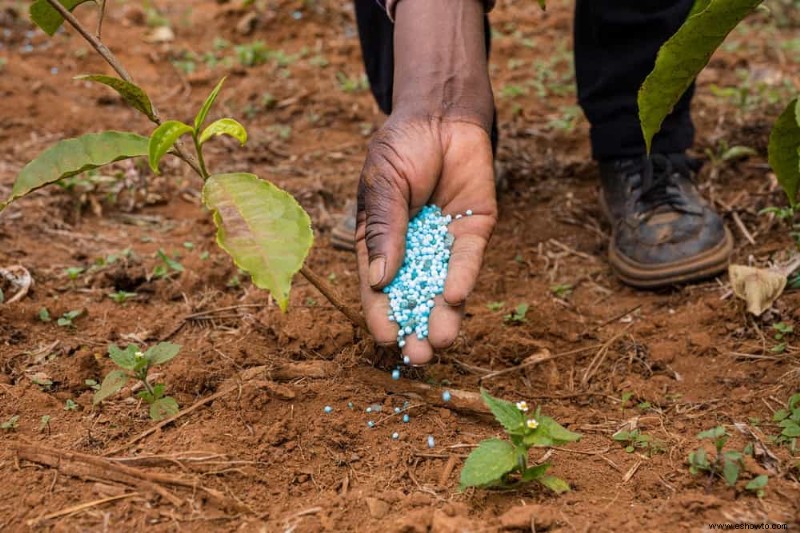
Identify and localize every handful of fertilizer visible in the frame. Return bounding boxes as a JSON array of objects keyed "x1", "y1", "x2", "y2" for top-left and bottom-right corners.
[{"x1": 384, "y1": 205, "x2": 471, "y2": 348}]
